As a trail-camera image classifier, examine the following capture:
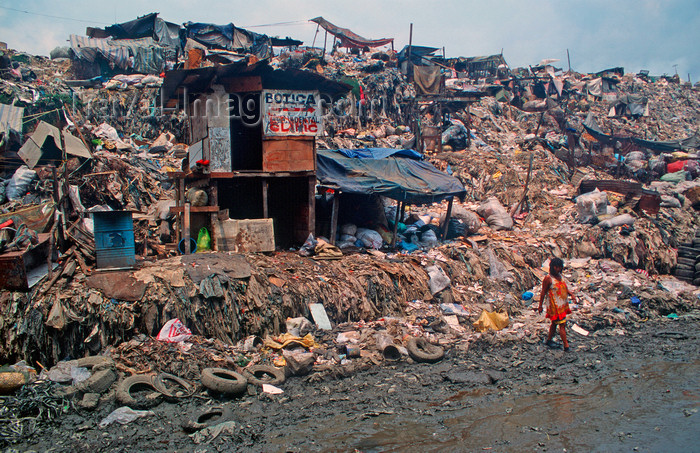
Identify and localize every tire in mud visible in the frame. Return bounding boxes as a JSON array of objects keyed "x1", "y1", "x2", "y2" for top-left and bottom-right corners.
[
  {"x1": 153, "y1": 372, "x2": 196, "y2": 399},
  {"x1": 182, "y1": 405, "x2": 233, "y2": 433},
  {"x1": 243, "y1": 365, "x2": 286, "y2": 386},
  {"x1": 200, "y1": 368, "x2": 247, "y2": 395},
  {"x1": 407, "y1": 337, "x2": 445, "y2": 363},
  {"x1": 116, "y1": 375, "x2": 163, "y2": 408}
]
